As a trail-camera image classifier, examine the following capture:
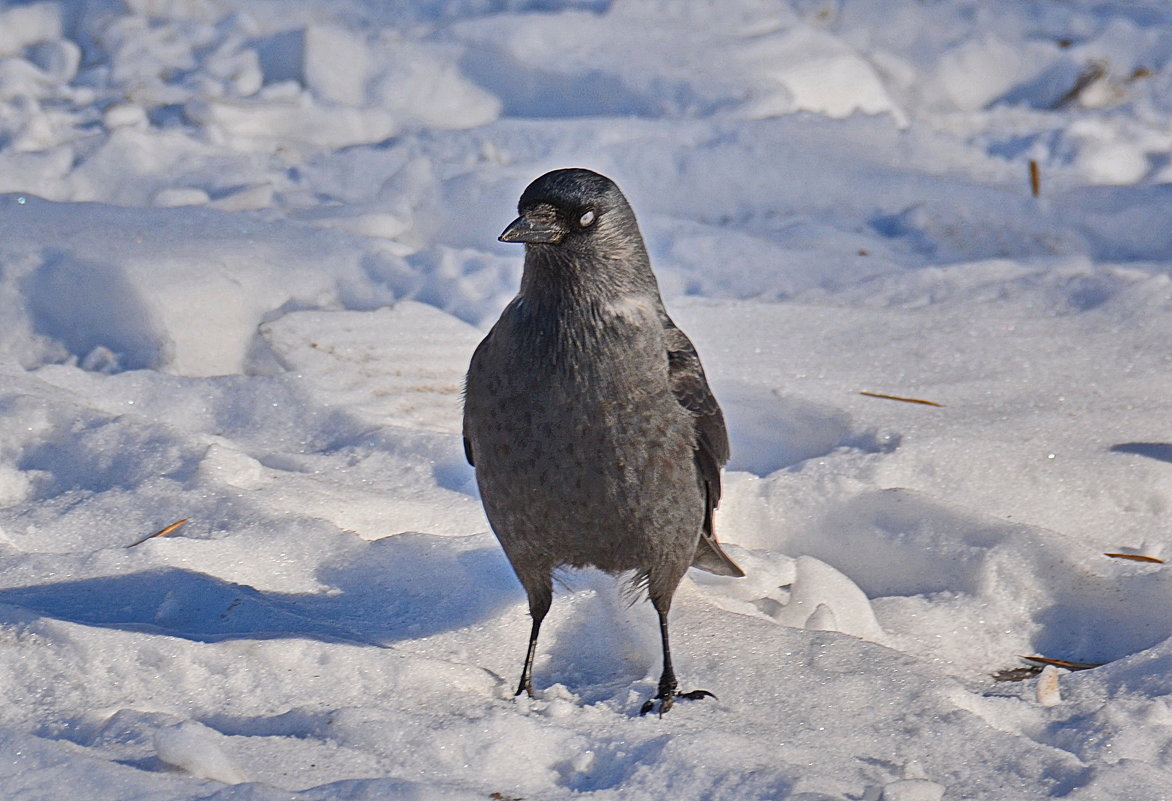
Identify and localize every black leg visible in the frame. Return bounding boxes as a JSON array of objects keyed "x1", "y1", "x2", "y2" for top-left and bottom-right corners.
[
  {"x1": 639, "y1": 602, "x2": 716, "y2": 716},
  {"x1": 655, "y1": 605, "x2": 679, "y2": 709},
  {"x1": 516, "y1": 589, "x2": 551, "y2": 698}
]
